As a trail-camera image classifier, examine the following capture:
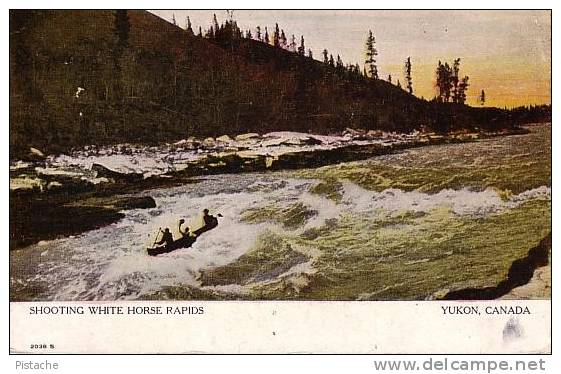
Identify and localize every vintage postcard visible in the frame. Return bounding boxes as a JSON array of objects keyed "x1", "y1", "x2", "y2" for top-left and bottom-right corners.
[{"x1": 8, "y1": 9, "x2": 551, "y2": 354}]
